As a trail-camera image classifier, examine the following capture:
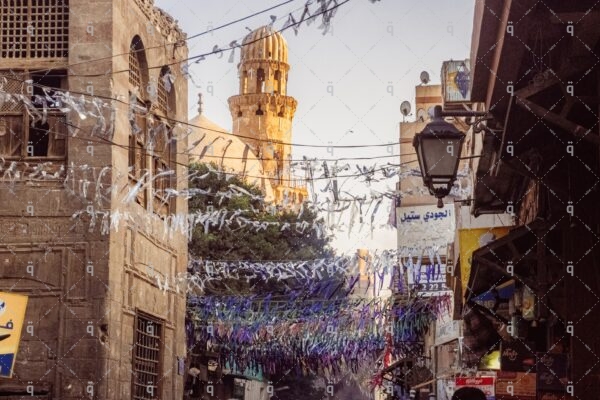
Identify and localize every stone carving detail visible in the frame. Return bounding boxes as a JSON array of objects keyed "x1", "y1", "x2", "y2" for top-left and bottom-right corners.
[{"x1": 133, "y1": 0, "x2": 187, "y2": 42}]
